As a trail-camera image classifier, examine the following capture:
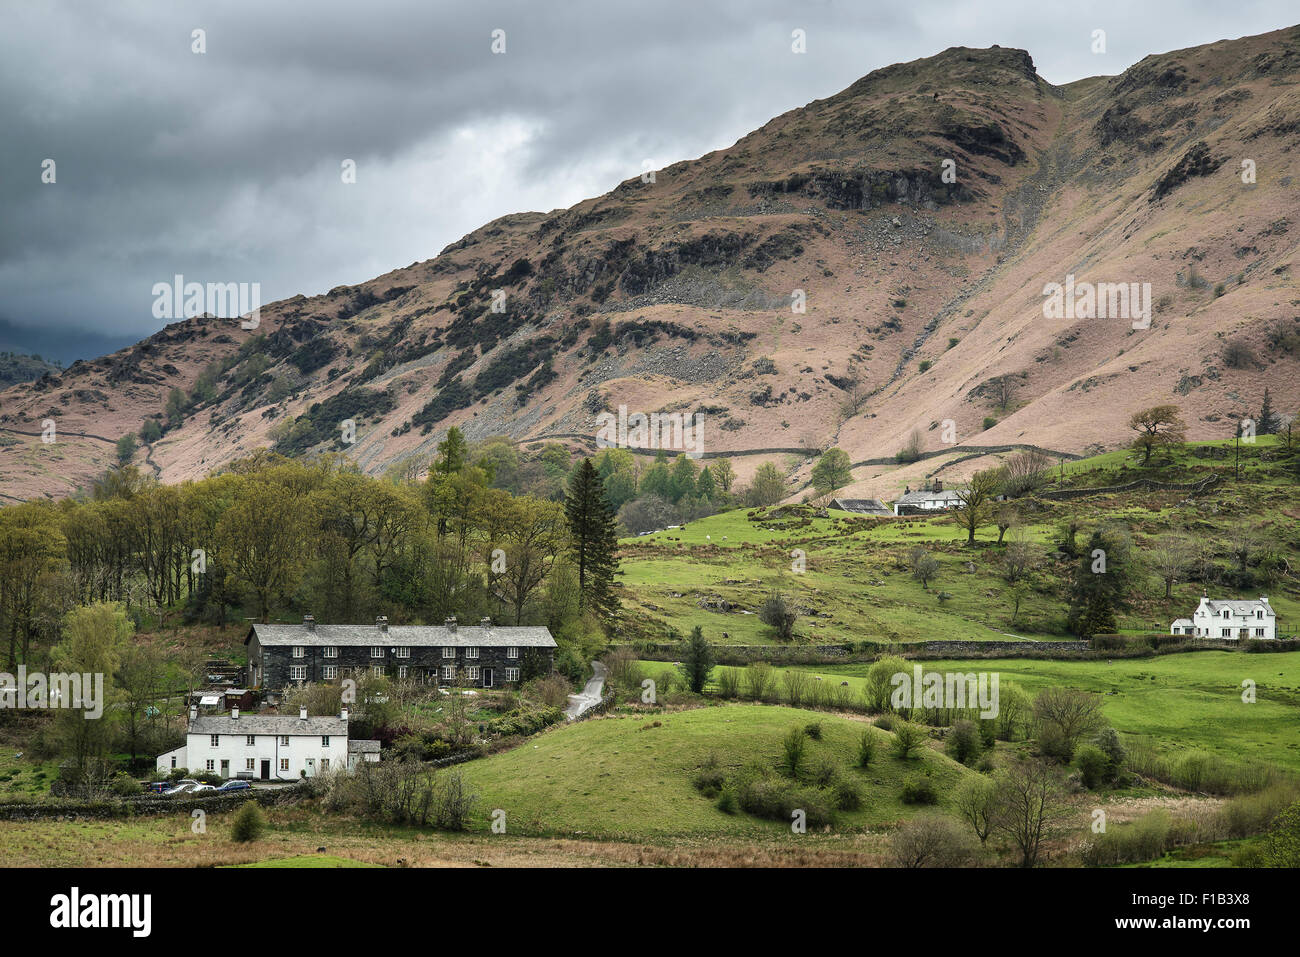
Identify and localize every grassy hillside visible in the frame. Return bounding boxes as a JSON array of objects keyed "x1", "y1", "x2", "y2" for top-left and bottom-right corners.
[
  {"x1": 638, "y1": 651, "x2": 1300, "y2": 772},
  {"x1": 456, "y1": 704, "x2": 973, "y2": 840},
  {"x1": 617, "y1": 437, "x2": 1299, "y2": 645}
]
